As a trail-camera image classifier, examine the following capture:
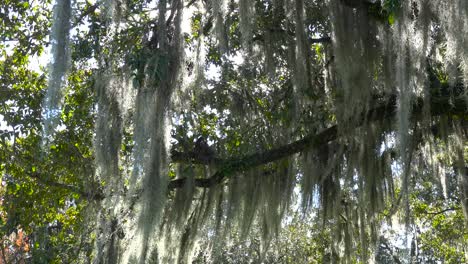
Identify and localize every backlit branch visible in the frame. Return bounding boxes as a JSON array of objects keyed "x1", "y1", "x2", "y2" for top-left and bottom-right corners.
[
  {"x1": 168, "y1": 94, "x2": 467, "y2": 190},
  {"x1": 28, "y1": 172, "x2": 104, "y2": 200}
]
